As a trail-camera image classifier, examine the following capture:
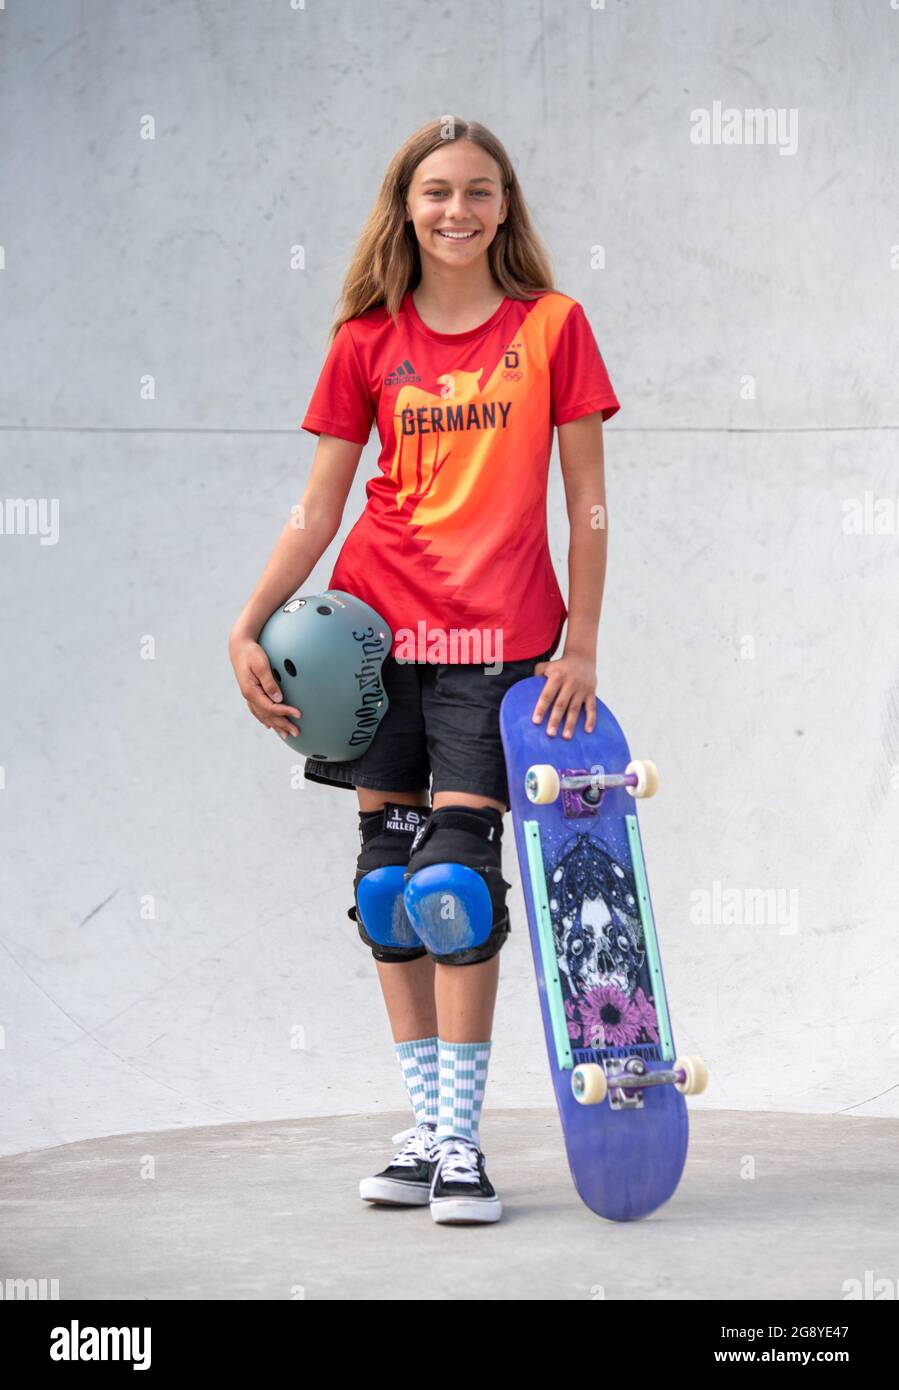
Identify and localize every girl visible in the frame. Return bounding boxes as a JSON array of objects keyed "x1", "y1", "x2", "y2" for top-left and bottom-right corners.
[{"x1": 229, "y1": 116, "x2": 620, "y2": 1226}]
